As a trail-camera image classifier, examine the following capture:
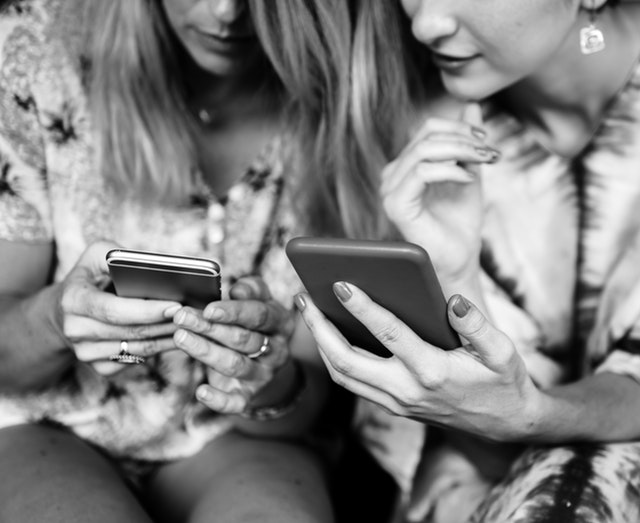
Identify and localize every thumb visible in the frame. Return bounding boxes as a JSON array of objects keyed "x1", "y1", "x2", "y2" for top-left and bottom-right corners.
[{"x1": 447, "y1": 294, "x2": 515, "y2": 370}]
